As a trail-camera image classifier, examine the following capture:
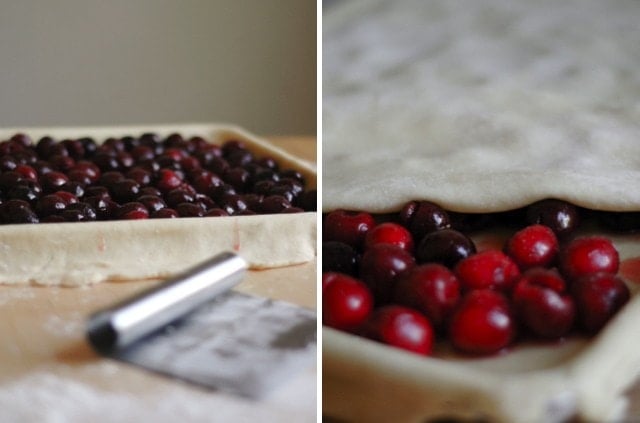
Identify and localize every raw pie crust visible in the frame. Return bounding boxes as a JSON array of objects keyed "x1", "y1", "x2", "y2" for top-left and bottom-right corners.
[
  {"x1": 323, "y1": 1, "x2": 640, "y2": 422},
  {"x1": 0, "y1": 124, "x2": 316, "y2": 286}
]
